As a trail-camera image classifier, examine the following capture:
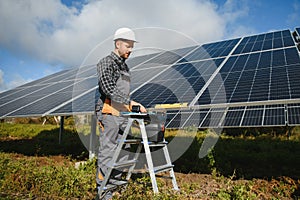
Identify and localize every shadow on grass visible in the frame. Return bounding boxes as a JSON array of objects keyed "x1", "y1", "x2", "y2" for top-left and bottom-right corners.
[
  {"x1": 0, "y1": 128, "x2": 89, "y2": 160},
  {"x1": 170, "y1": 135, "x2": 300, "y2": 180}
]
